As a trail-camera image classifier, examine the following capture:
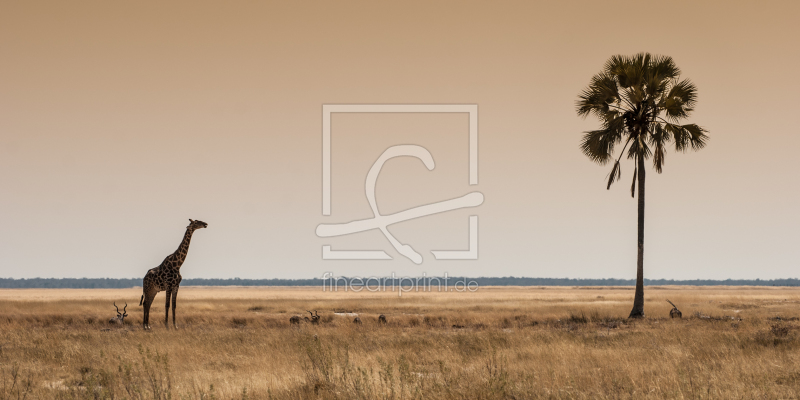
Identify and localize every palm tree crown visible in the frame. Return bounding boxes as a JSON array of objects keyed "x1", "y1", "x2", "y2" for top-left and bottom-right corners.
[{"x1": 577, "y1": 53, "x2": 708, "y2": 192}]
